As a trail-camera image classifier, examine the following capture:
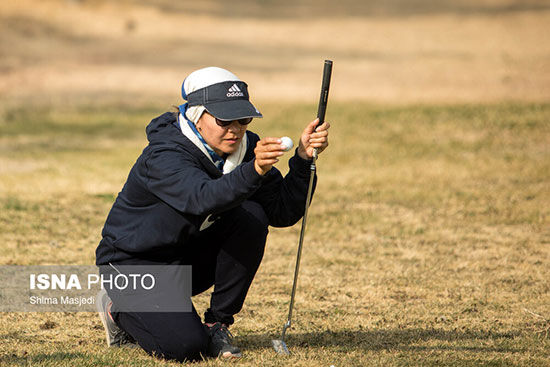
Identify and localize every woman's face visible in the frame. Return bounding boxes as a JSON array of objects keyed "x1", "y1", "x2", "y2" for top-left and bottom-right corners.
[{"x1": 195, "y1": 112, "x2": 249, "y2": 157}]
